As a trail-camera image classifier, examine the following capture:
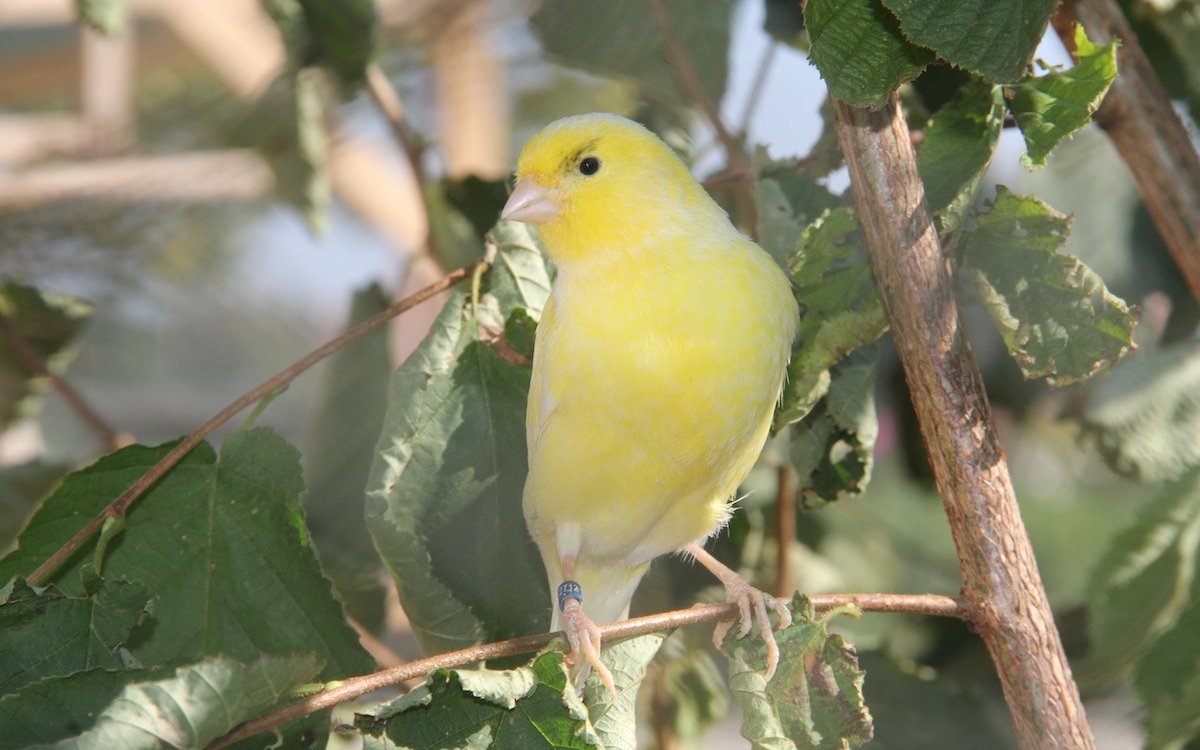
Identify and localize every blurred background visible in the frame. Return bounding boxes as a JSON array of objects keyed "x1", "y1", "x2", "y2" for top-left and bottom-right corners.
[{"x1": 2, "y1": 1, "x2": 1198, "y2": 748}]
